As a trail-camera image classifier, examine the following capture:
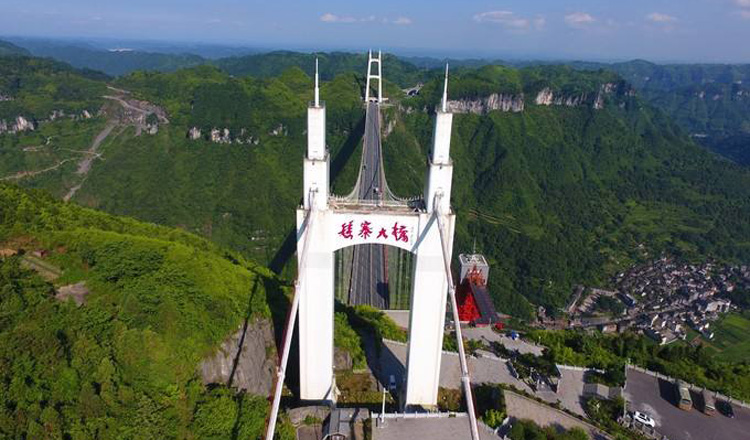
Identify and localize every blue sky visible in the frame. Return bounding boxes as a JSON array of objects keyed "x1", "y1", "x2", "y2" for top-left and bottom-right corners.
[{"x1": 2, "y1": 0, "x2": 750, "y2": 62}]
